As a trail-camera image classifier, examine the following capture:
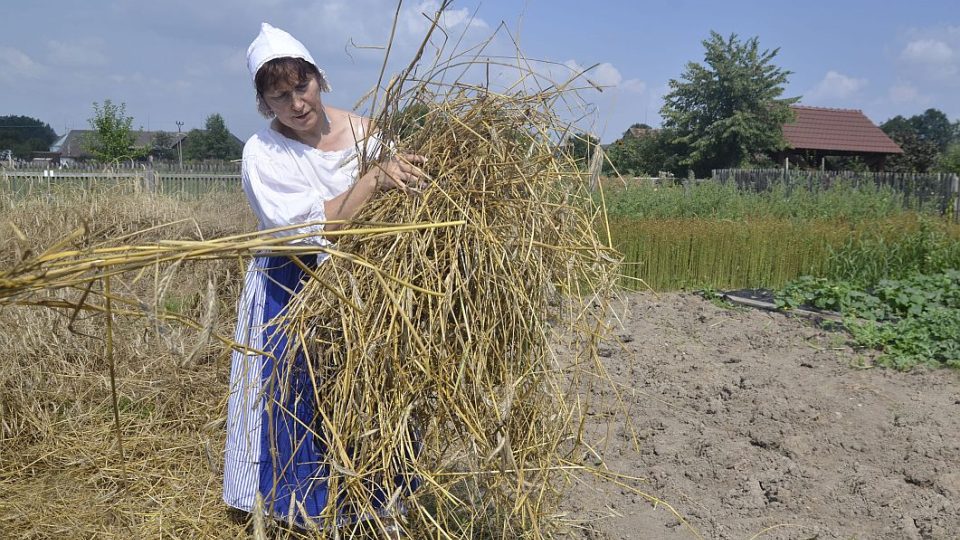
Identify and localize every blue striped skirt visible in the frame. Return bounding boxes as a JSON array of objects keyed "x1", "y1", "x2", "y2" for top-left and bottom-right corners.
[
  {"x1": 222, "y1": 255, "x2": 334, "y2": 524},
  {"x1": 223, "y1": 255, "x2": 418, "y2": 528}
]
